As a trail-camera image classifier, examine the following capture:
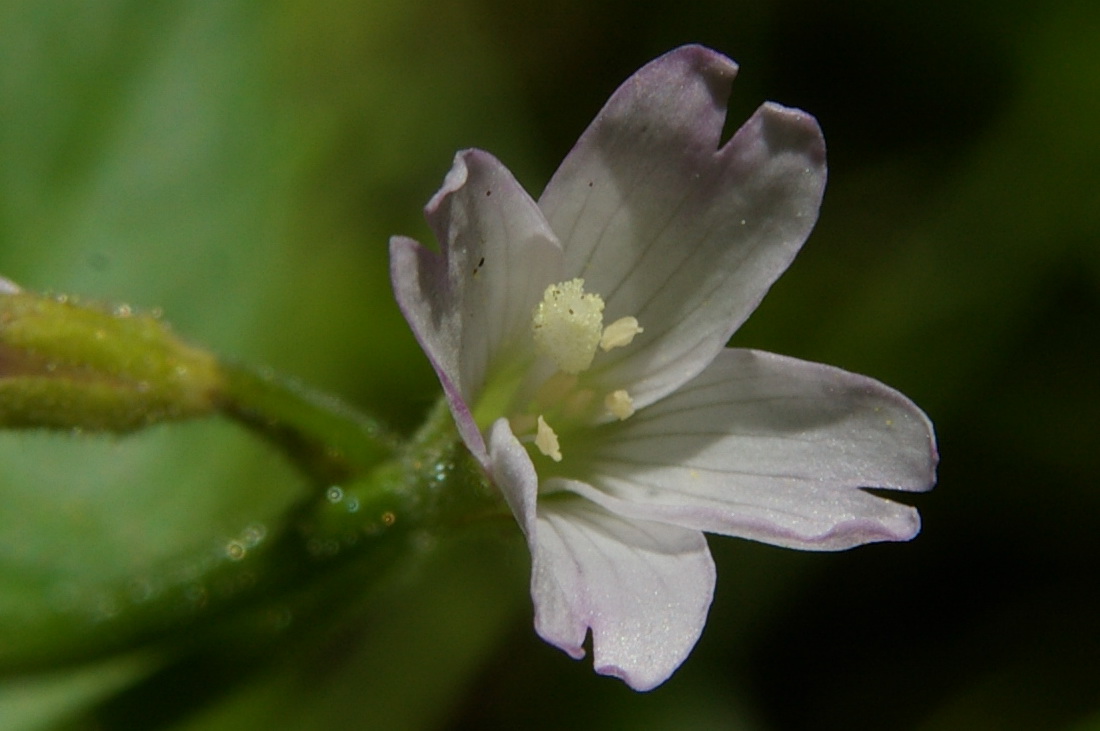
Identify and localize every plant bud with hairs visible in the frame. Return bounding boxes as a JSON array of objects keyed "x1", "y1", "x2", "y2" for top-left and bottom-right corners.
[{"x1": 0, "y1": 279, "x2": 222, "y2": 432}]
